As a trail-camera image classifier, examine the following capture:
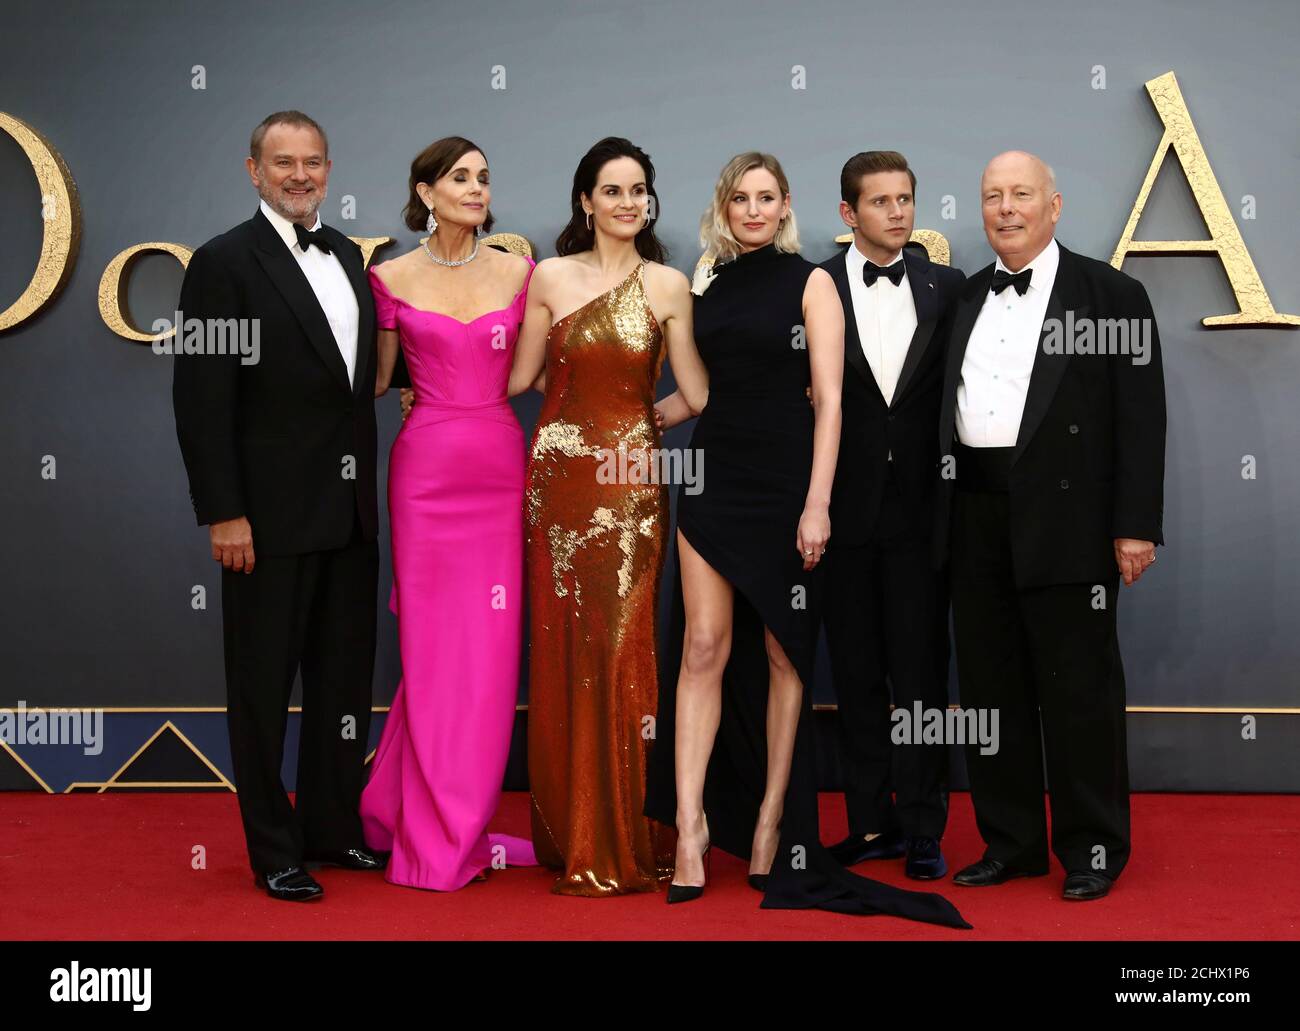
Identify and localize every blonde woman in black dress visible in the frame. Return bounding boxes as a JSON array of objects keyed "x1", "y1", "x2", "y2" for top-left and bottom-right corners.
[{"x1": 645, "y1": 152, "x2": 968, "y2": 927}]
